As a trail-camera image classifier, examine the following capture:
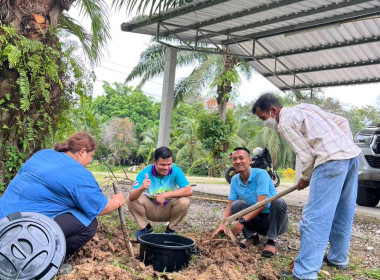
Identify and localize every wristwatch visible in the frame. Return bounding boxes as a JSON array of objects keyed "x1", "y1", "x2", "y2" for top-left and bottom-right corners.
[{"x1": 238, "y1": 217, "x2": 246, "y2": 224}]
